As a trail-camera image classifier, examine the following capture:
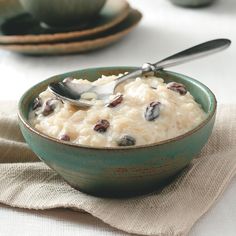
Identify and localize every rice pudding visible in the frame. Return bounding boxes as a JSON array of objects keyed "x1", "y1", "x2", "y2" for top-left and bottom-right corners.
[{"x1": 29, "y1": 74, "x2": 206, "y2": 147}]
